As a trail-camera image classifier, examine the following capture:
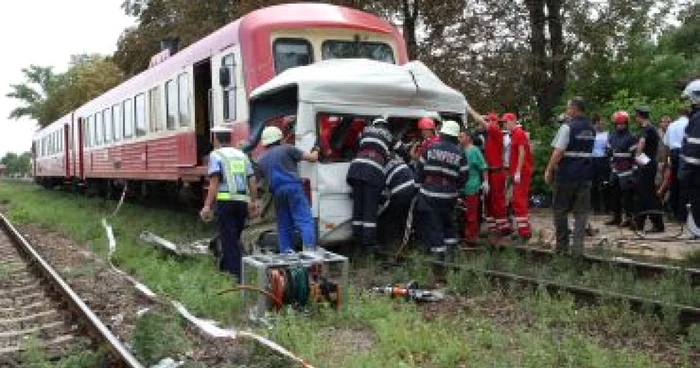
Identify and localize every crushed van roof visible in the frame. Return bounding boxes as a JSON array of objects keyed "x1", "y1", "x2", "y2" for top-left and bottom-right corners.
[{"x1": 250, "y1": 60, "x2": 467, "y2": 114}]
